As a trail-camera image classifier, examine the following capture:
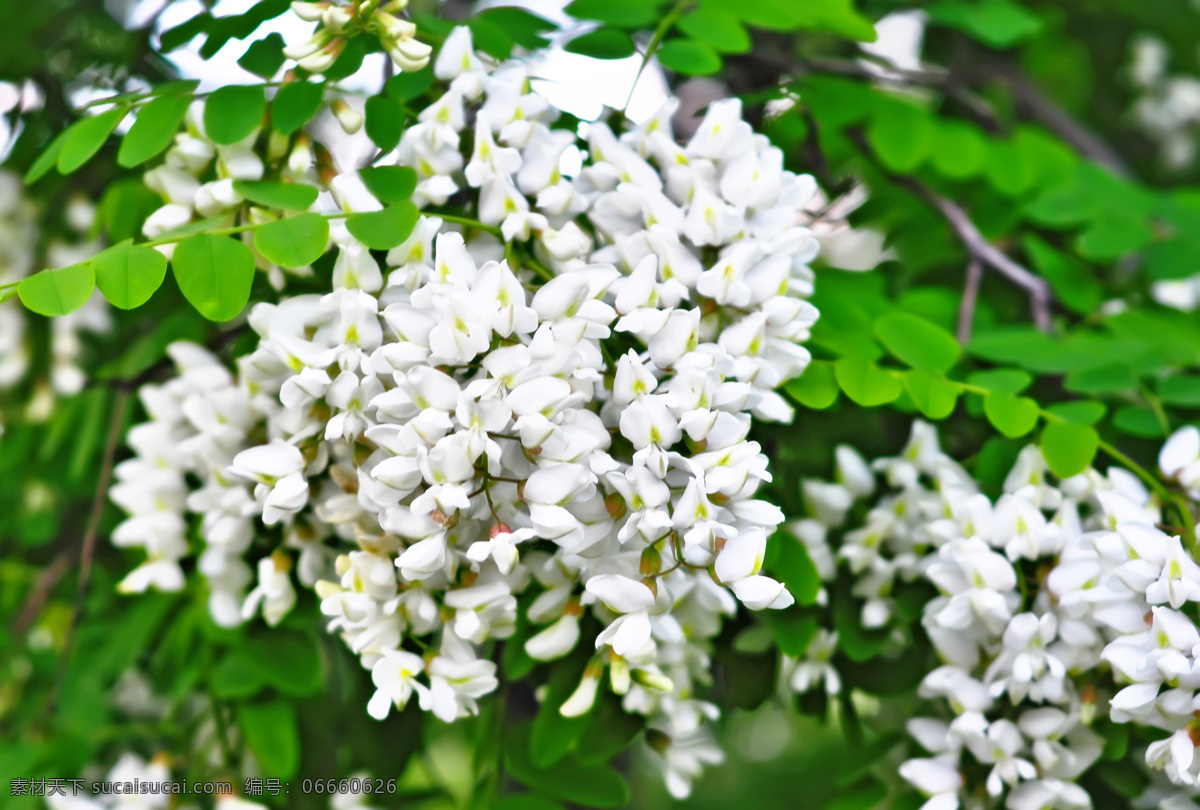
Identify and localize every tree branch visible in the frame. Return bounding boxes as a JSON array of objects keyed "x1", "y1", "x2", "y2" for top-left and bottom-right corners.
[
  {"x1": 849, "y1": 130, "x2": 1053, "y2": 332},
  {"x1": 988, "y1": 64, "x2": 1133, "y2": 180},
  {"x1": 47, "y1": 389, "x2": 130, "y2": 717},
  {"x1": 957, "y1": 259, "x2": 983, "y2": 345}
]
